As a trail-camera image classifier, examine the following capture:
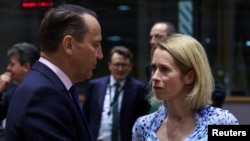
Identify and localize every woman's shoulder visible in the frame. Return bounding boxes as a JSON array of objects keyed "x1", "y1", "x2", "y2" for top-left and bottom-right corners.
[
  {"x1": 197, "y1": 105, "x2": 239, "y2": 125},
  {"x1": 134, "y1": 108, "x2": 166, "y2": 130},
  {"x1": 132, "y1": 109, "x2": 166, "y2": 141}
]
